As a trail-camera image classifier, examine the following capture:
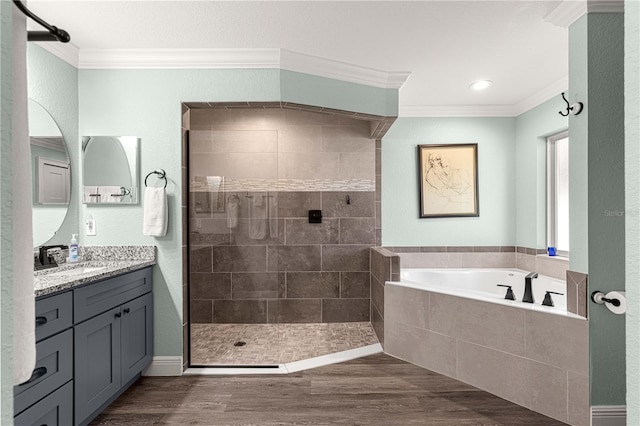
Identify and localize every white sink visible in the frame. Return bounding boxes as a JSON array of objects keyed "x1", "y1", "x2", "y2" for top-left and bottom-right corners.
[{"x1": 48, "y1": 266, "x2": 107, "y2": 277}]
